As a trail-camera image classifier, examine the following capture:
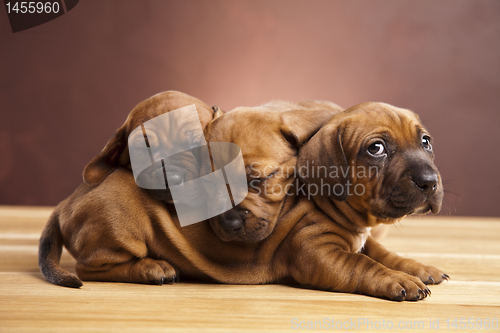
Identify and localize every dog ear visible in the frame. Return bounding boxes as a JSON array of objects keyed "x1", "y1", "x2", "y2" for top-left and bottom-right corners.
[
  {"x1": 280, "y1": 109, "x2": 338, "y2": 149},
  {"x1": 82, "y1": 126, "x2": 128, "y2": 185},
  {"x1": 296, "y1": 119, "x2": 349, "y2": 201},
  {"x1": 211, "y1": 105, "x2": 225, "y2": 119}
]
